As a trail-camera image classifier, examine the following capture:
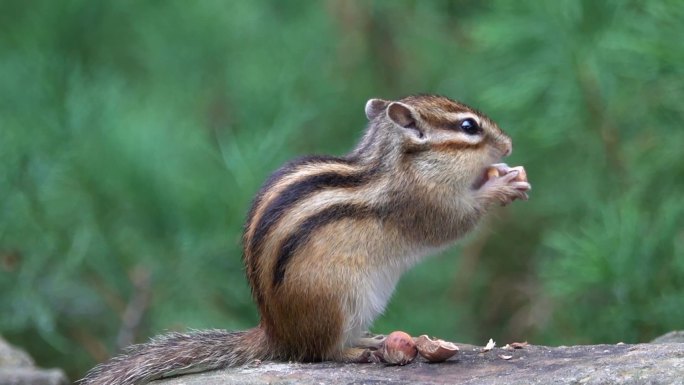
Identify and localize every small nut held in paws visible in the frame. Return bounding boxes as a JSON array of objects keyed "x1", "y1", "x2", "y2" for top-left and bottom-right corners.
[
  {"x1": 381, "y1": 331, "x2": 417, "y2": 365},
  {"x1": 486, "y1": 167, "x2": 501, "y2": 180},
  {"x1": 510, "y1": 166, "x2": 527, "y2": 183},
  {"x1": 415, "y1": 335, "x2": 459, "y2": 362},
  {"x1": 486, "y1": 165, "x2": 527, "y2": 183}
]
